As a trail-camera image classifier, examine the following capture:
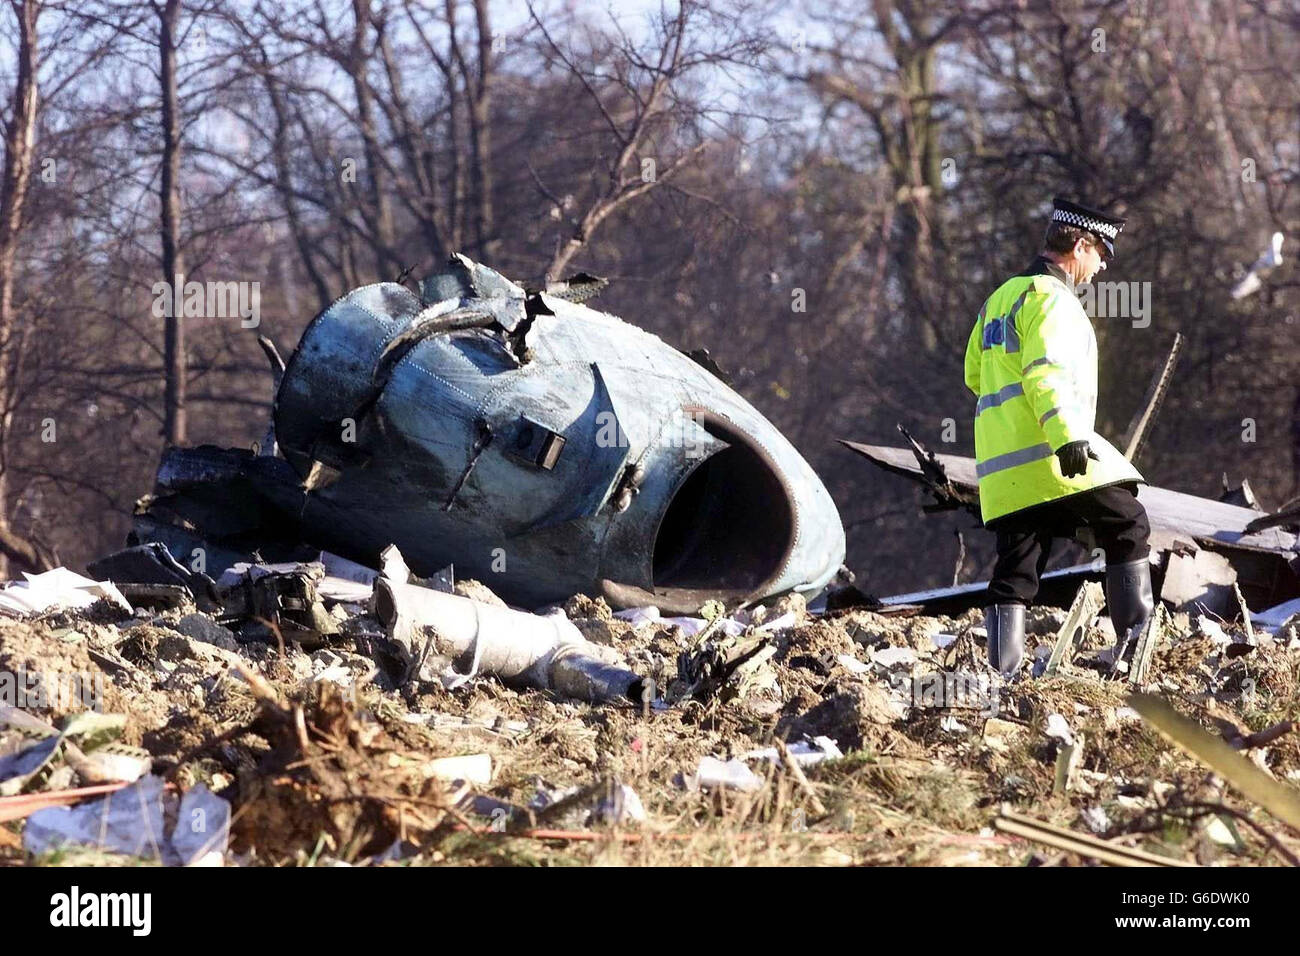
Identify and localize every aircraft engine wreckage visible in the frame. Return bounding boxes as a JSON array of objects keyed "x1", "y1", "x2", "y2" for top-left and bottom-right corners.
[{"x1": 135, "y1": 254, "x2": 846, "y2": 614}]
